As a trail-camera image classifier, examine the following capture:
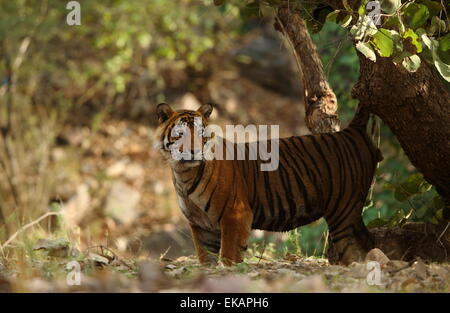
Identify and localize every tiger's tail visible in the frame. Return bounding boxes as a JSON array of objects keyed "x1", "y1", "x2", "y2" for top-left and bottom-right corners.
[
  {"x1": 348, "y1": 104, "x2": 370, "y2": 130},
  {"x1": 349, "y1": 104, "x2": 383, "y2": 162}
]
